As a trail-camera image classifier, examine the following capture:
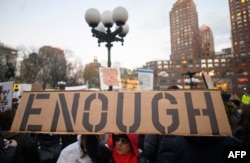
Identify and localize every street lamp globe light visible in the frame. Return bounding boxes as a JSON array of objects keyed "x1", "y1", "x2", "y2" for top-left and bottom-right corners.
[
  {"x1": 85, "y1": 6, "x2": 129, "y2": 91},
  {"x1": 85, "y1": 8, "x2": 101, "y2": 28},
  {"x1": 101, "y1": 10, "x2": 114, "y2": 28},
  {"x1": 119, "y1": 24, "x2": 129, "y2": 37},
  {"x1": 112, "y1": 6, "x2": 128, "y2": 26}
]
